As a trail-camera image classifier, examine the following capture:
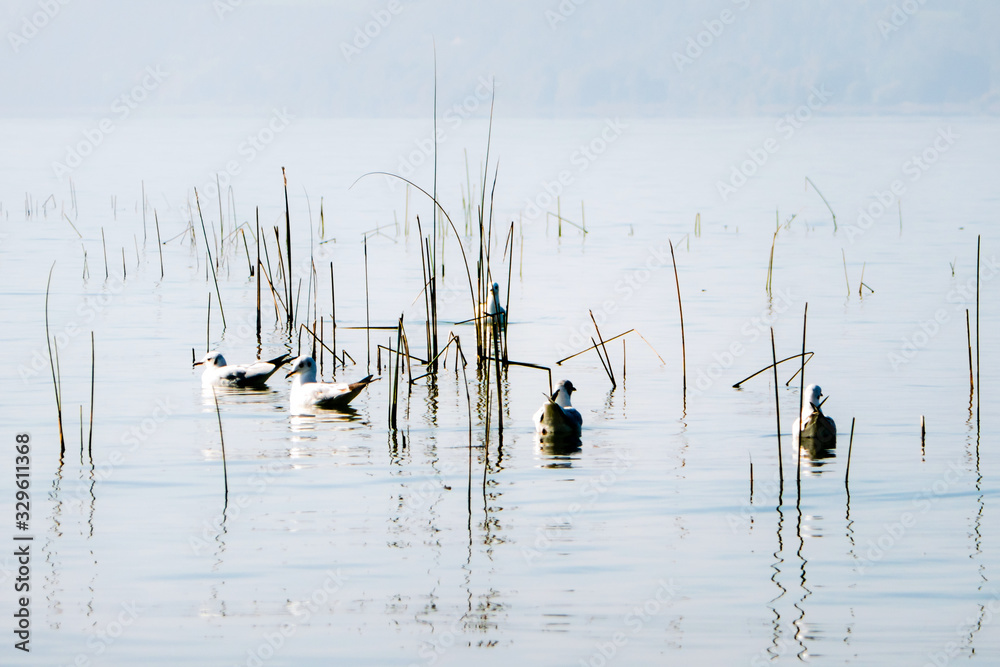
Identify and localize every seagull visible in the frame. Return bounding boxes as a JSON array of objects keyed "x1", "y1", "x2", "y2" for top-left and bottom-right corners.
[
  {"x1": 194, "y1": 351, "x2": 291, "y2": 388},
  {"x1": 534, "y1": 380, "x2": 583, "y2": 439},
  {"x1": 792, "y1": 384, "x2": 836, "y2": 452},
  {"x1": 285, "y1": 355, "x2": 375, "y2": 414},
  {"x1": 484, "y1": 282, "x2": 506, "y2": 329}
]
